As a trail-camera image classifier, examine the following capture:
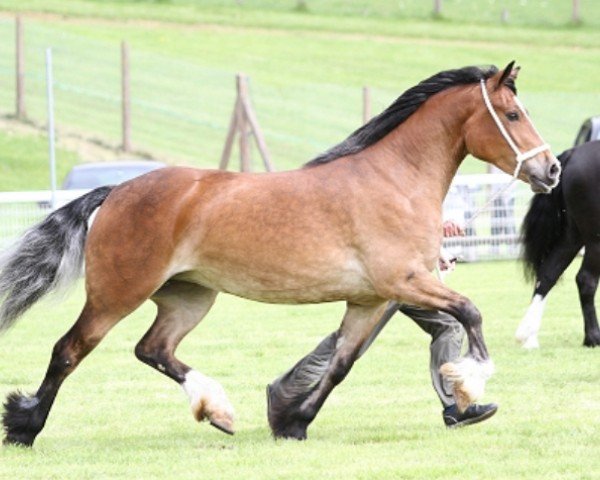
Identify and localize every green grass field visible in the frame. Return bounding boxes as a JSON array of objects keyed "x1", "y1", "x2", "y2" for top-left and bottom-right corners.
[
  {"x1": 0, "y1": 260, "x2": 597, "y2": 479},
  {"x1": 0, "y1": 129, "x2": 77, "y2": 190}
]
